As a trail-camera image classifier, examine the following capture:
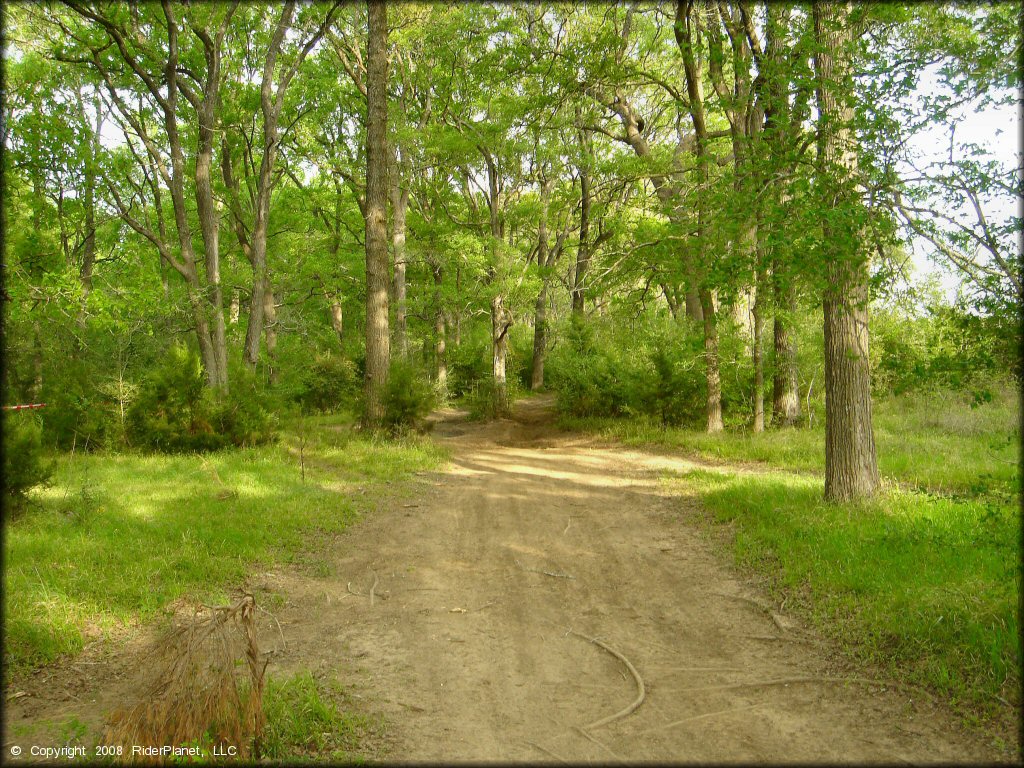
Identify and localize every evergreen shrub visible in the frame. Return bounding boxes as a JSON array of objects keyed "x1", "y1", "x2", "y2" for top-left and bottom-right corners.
[{"x1": 3, "y1": 413, "x2": 52, "y2": 513}]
